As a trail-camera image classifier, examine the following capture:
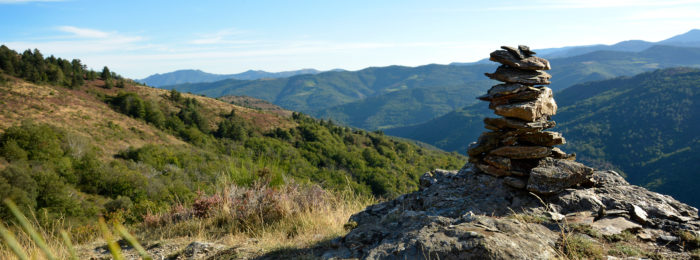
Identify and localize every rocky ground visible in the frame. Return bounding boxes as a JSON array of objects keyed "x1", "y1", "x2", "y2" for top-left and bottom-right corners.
[{"x1": 316, "y1": 165, "x2": 700, "y2": 259}]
